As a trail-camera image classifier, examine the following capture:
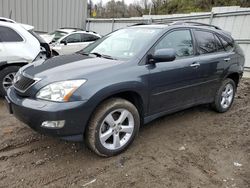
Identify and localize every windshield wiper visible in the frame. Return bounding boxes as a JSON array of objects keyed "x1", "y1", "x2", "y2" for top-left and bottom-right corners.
[
  {"x1": 89, "y1": 52, "x2": 117, "y2": 60},
  {"x1": 77, "y1": 51, "x2": 117, "y2": 60},
  {"x1": 78, "y1": 52, "x2": 89, "y2": 56}
]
